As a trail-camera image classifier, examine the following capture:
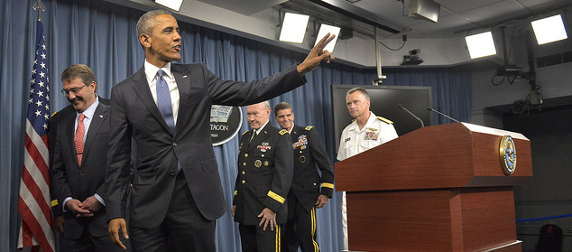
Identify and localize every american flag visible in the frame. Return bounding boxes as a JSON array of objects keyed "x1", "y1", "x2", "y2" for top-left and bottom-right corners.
[{"x1": 17, "y1": 20, "x2": 55, "y2": 252}]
